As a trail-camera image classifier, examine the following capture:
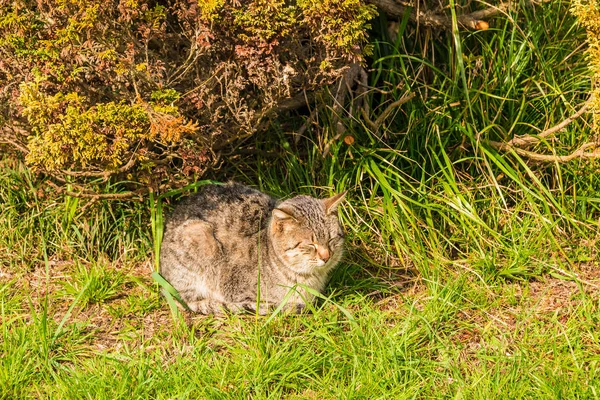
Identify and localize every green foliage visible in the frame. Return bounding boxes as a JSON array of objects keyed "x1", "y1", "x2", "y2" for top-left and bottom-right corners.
[
  {"x1": 232, "y1": 0, "x2": 298, "y2": 43},
  {"x1": 299, "y1": 0, "x2": 377, "y2": 60},
  {"x1": 20, "y1": 82, "x2": 196, "y2": 174}
]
